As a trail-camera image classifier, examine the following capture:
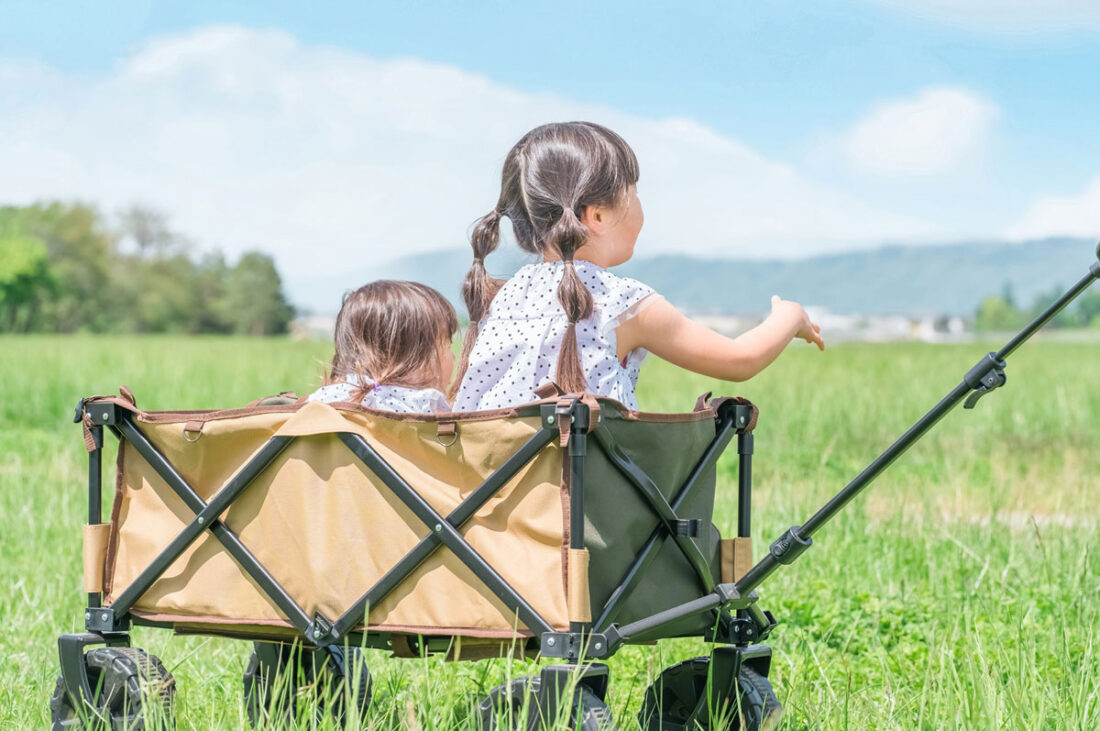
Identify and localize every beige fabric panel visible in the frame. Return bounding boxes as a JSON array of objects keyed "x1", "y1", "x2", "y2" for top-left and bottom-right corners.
[{"x1": 105, "y1": 406, "x2": 569, "y2": 635}]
